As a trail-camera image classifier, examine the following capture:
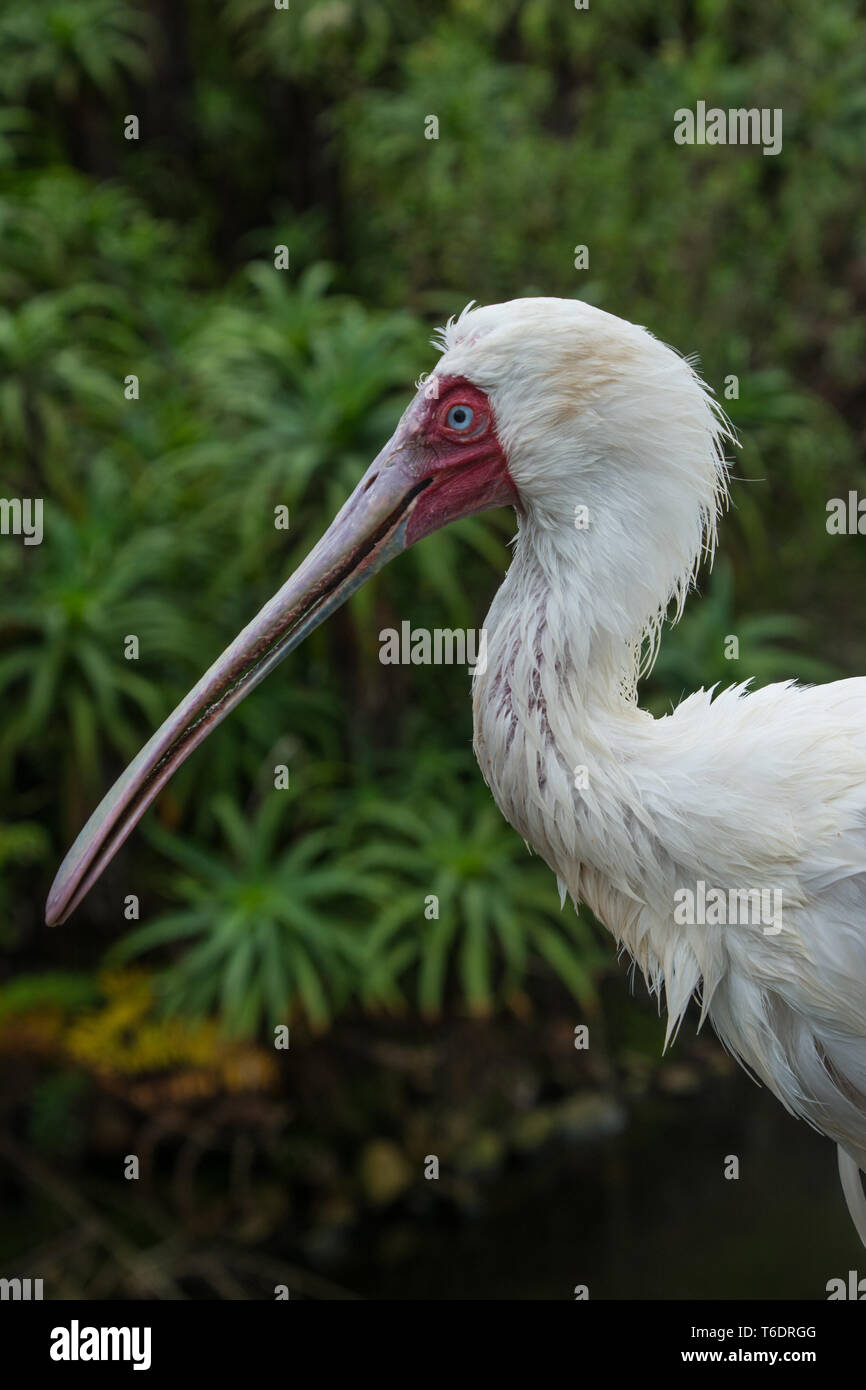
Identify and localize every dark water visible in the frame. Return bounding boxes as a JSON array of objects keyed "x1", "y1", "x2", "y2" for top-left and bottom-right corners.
[{"x1": 335, "y1": 1072, "x2": 860, "y2": 1300}]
